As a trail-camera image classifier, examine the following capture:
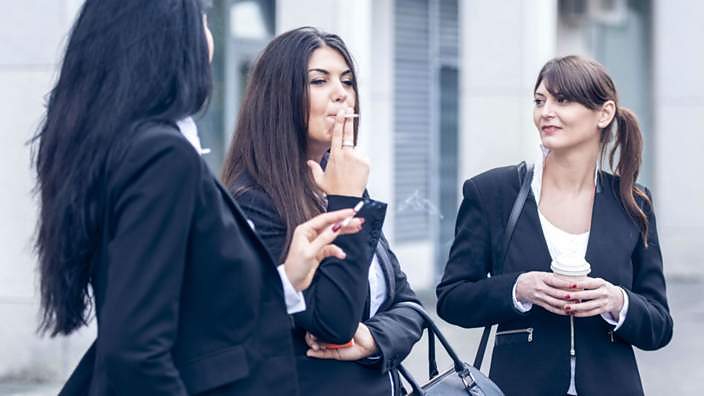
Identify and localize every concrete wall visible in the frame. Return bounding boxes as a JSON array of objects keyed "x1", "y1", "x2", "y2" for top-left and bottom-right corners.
[
  {"x1": 459, "y1": 0, "x2": 557, "y2": 182},
  {"x1": 653, "y1": 0, "x2": 704, "y2": 279}
]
